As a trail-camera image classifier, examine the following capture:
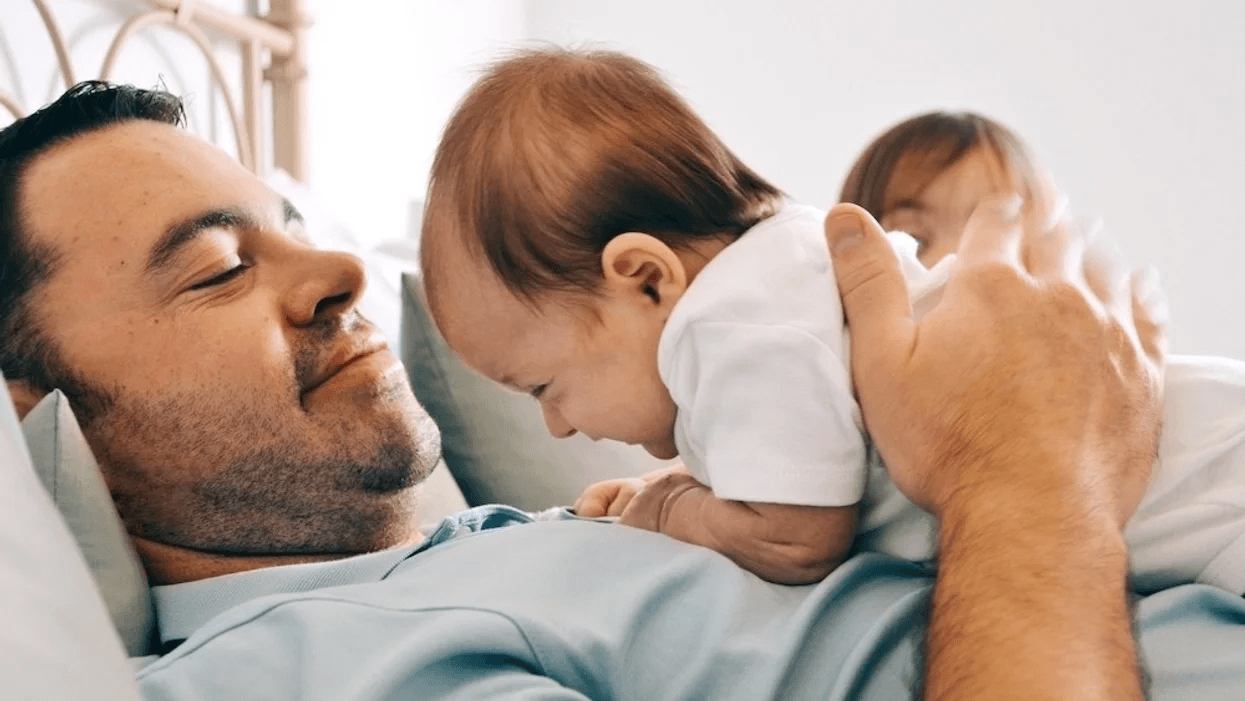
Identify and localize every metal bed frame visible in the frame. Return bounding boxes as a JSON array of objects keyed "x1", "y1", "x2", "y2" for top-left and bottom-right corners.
[{"x1": 1, "y1": 0, "x2": 310, "y2": 179}]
